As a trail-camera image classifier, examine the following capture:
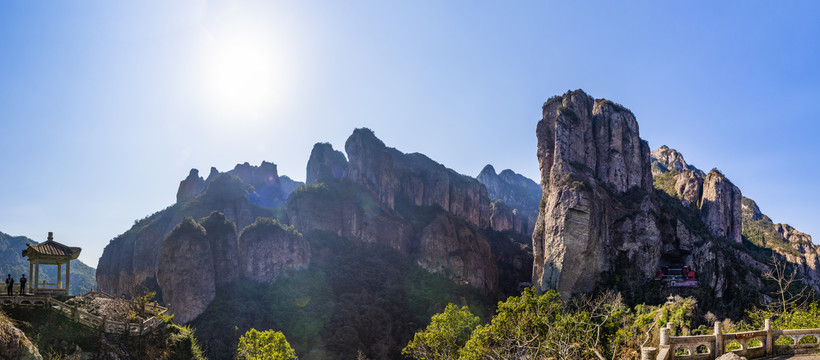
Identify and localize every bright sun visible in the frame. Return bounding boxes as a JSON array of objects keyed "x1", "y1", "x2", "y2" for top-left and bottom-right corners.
[{"x1": 201, "y1": 30, "x2": 285, "y2": 115}]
